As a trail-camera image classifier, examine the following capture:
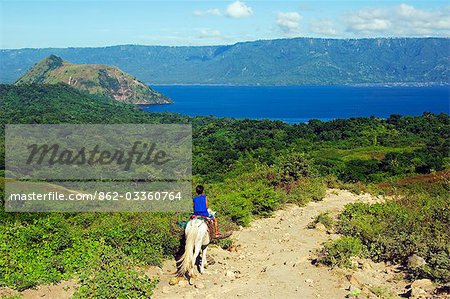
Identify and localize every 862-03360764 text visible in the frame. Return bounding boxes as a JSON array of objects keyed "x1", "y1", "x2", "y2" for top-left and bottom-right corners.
[{"x1": 8, "y1": 191, "x2": 184, "y2": 201}]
